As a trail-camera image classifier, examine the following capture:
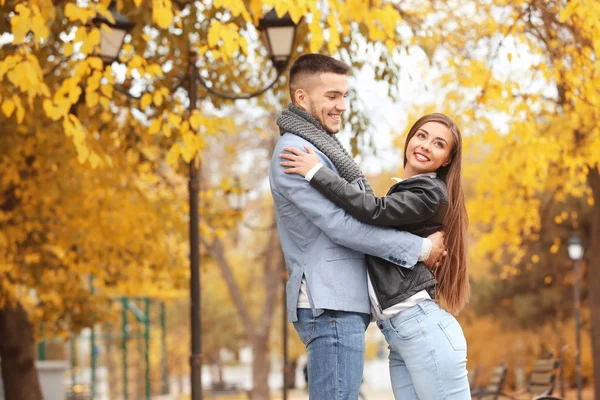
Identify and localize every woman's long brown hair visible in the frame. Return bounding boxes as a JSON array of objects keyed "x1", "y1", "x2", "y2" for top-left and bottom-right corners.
[{"x1": 403, "y1": 113, "x2": 470, "y2": 314}]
